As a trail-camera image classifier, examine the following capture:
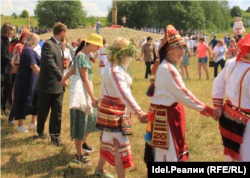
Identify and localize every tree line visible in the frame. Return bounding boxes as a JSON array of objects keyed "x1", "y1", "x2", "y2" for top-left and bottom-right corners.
[
  {"x1": 11, "y1": 0, "x2": 249, "y2": 30},
  {"x1": 107, "y1": 1, "x2": 235, "y2": 31}
]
